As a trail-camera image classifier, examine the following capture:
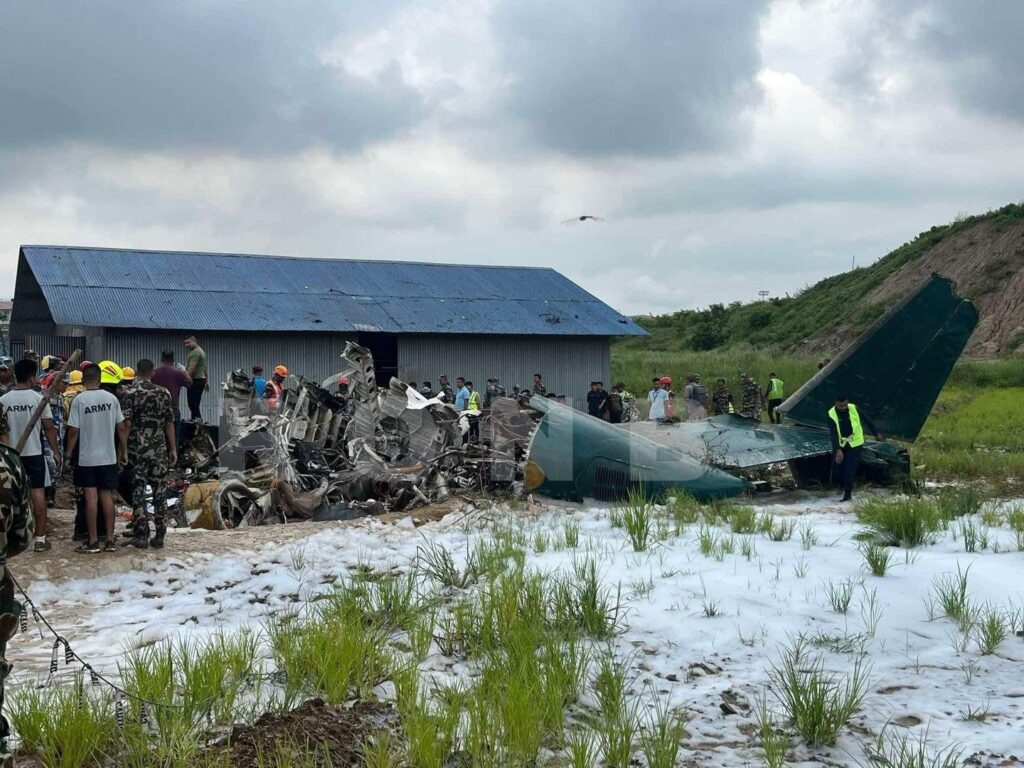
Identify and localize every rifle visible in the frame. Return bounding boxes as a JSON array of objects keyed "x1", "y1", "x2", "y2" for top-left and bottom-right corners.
[{"x1": 12, "y1": 349, "x2": 82, "y2": 454}]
